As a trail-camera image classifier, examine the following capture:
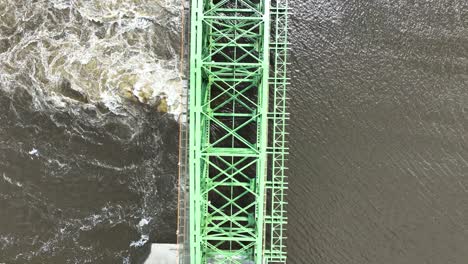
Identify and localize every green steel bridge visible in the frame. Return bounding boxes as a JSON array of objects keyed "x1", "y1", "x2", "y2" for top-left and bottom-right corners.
[{"x1": 177, "y1": 0, "x2": 290, "y2": 263}]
